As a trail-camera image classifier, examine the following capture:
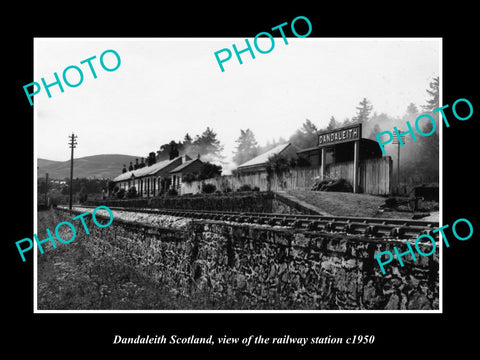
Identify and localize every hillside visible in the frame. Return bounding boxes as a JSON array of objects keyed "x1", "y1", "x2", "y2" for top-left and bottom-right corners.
[{"x1": 38, "y1": 154, "x2": 141, "y2": 180}]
